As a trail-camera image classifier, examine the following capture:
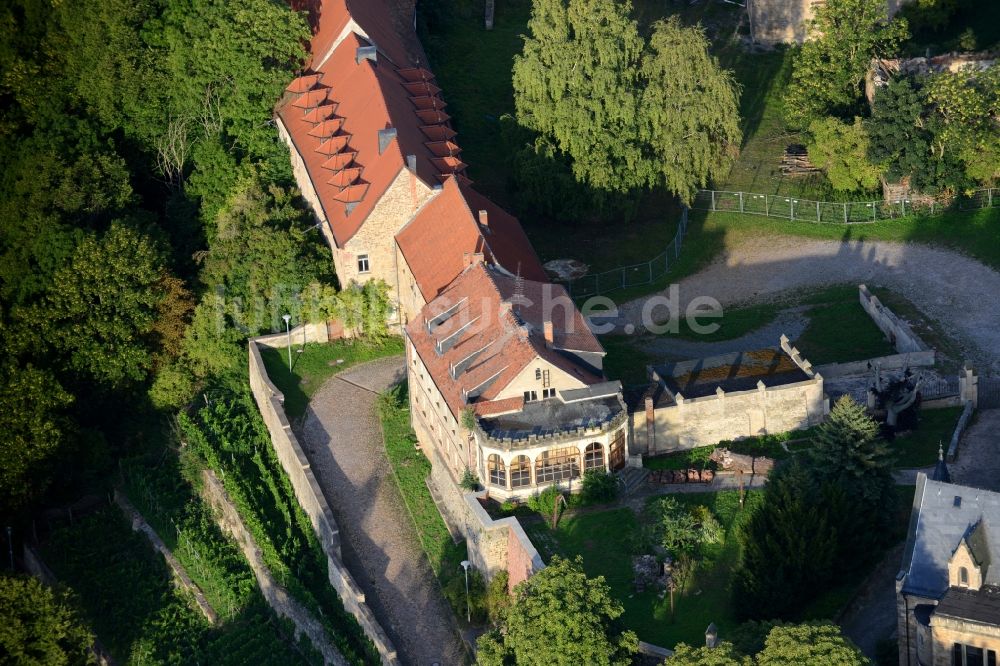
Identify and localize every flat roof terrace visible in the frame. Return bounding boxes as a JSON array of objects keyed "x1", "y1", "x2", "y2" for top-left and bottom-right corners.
[
  {"x1": 652, "y1": 348, "x2": 810, "y2": 400},
  {"x1": 478, "y1": 394, "x2": 625, "y2": 441}
]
